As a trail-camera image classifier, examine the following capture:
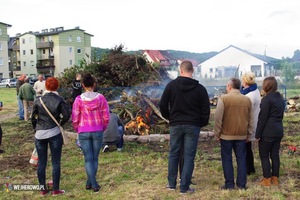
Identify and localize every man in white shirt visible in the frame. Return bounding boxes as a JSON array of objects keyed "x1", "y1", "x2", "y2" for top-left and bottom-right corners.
[{"x1": 33, "y1": 74, "x2": 46, "y2": 97}]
